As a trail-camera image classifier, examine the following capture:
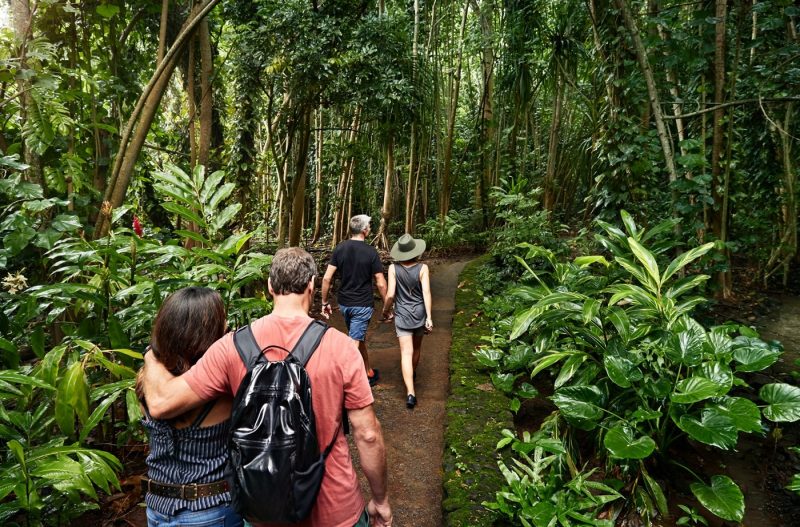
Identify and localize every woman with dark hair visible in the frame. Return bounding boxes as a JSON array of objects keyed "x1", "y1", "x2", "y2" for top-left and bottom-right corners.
[
  {"x1": 136, "y1": 286, "x2": 242, "y2": 527},
  {"x1": 382, "y1": 234, "x2": 433, "y2": 409}
]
